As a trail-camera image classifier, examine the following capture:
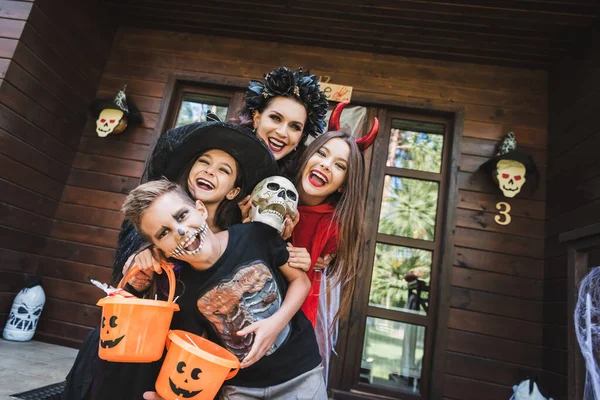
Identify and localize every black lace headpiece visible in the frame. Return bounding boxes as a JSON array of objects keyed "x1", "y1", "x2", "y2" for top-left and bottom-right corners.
[{"x1": 245, "y1": 67, "x2": 329, "y2": 137}]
